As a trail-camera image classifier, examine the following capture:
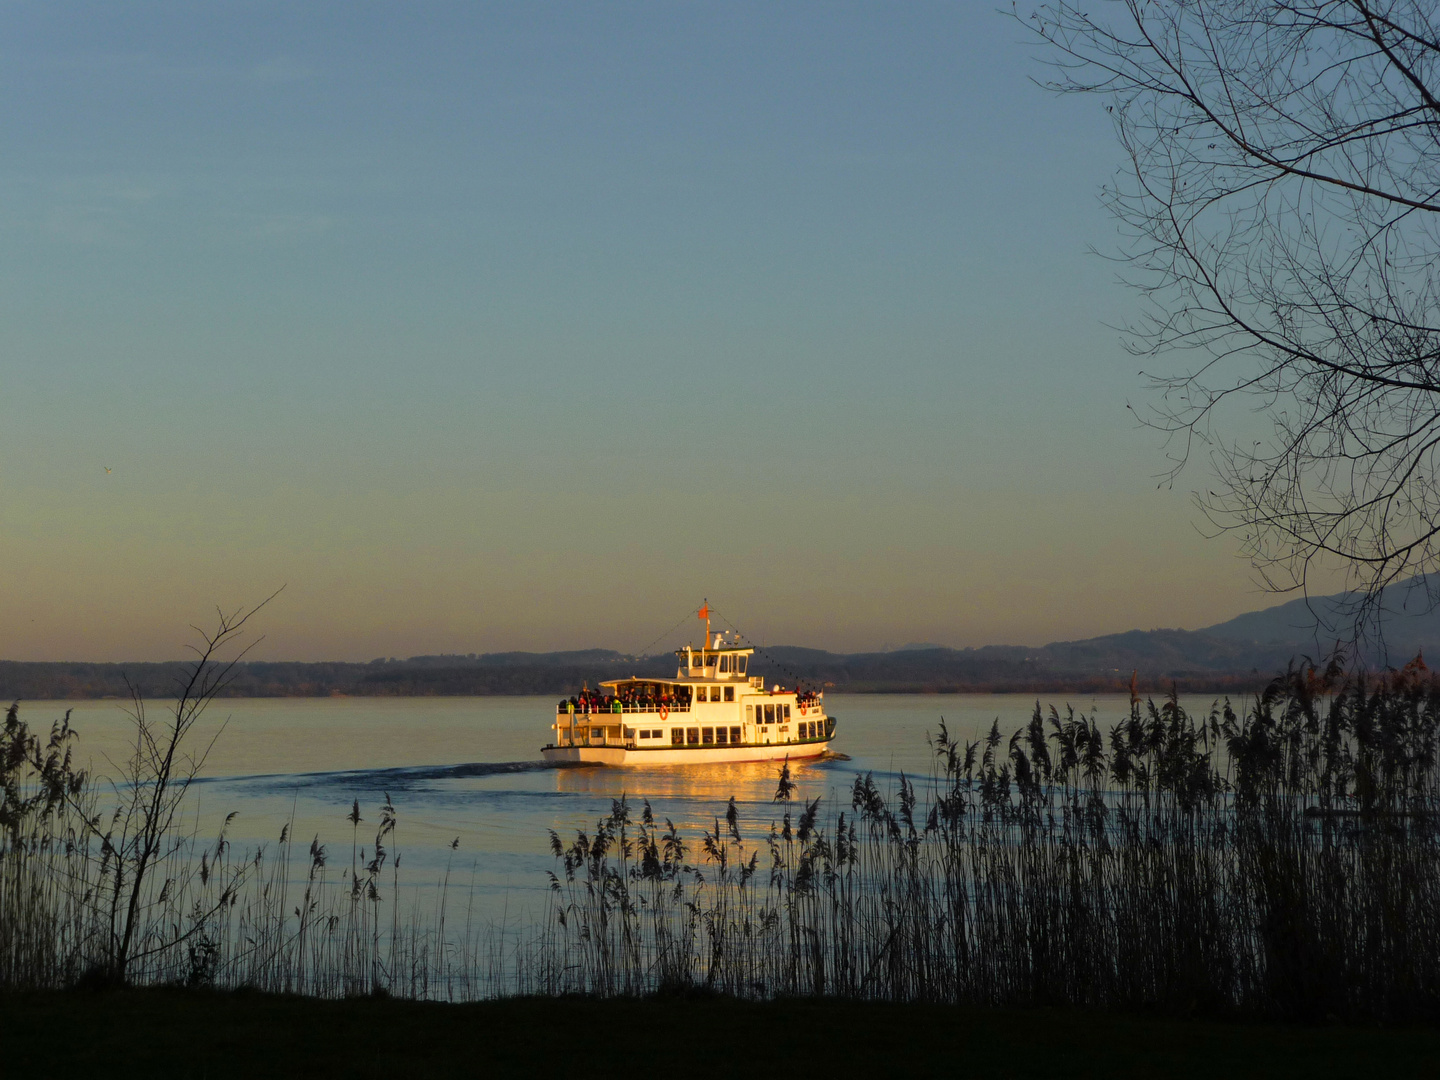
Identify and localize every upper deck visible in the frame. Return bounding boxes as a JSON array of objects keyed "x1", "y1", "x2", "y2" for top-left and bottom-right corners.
[{"x1": 558, "y1": 632, "x2": 814, "y2": 718}]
